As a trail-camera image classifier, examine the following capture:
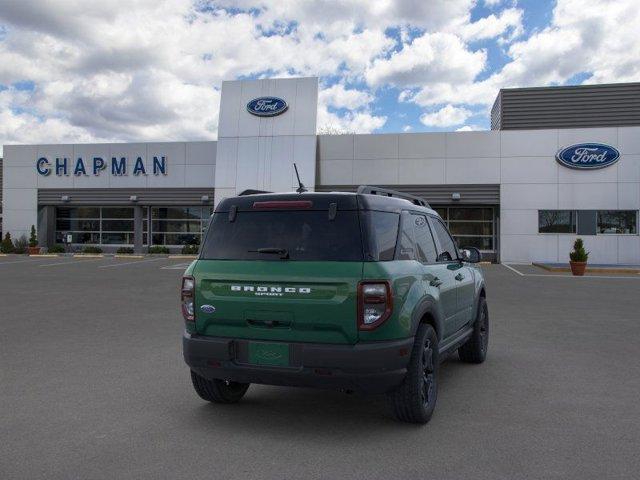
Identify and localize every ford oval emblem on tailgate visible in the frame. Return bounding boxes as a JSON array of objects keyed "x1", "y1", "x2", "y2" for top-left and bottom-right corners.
[{"x1": 200, "y1": 304, "x2": 216, "y2": 314}]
